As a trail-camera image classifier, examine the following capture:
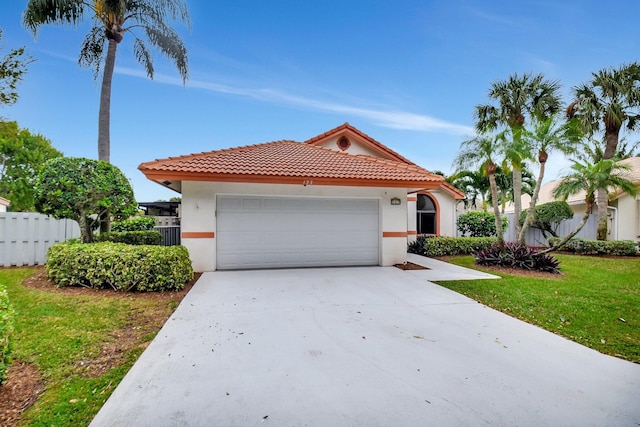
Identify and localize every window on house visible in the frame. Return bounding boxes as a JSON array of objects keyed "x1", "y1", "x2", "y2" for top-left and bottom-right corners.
[{"x1": 417, "y1": 194, "x2": 437, "y2": 235}]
